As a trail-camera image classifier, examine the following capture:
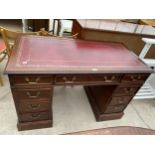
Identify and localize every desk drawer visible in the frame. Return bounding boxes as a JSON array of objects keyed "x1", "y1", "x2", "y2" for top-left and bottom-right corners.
[
  {"x1": 113, "y1": 86, "x2": 139, "y2": 96},
  {"x1": 109, "y1": 96, "x2": 132, "y2": 106},
  {"x1": 104, "y1": 105, "x2": 126, "y2": 114},
  {"x1": 19, "y1": 112, "x2": 50, "y2": 122},
  {"x1": 10, "y1": 75, "x2": 53, "y2": 87},
  {"x1": 18, "y1": 100, "x2": 50, "y2": 113},
  {"x1": 122, "y1": 74, "x2": 149, "y2": 83},
  {"x1": 12, "y1": 88, "x2": 52, "y2": 101},
  {"x1": 55, "y1": 74, "x2": 122, "y2": 85}
]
